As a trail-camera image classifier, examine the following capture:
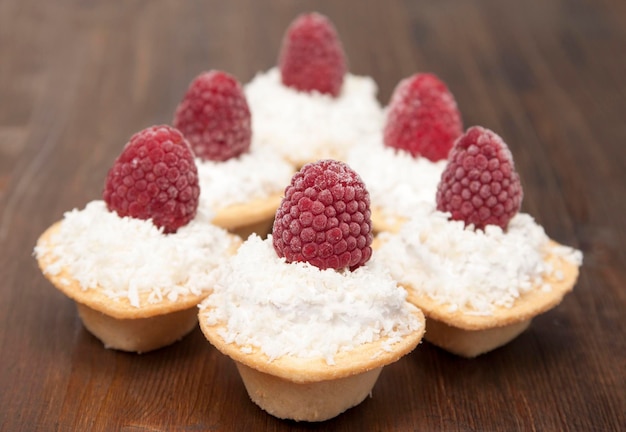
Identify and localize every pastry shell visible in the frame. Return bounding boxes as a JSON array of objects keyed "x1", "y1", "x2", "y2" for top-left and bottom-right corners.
[
  {"x1": 199, "y1": 307, "x2": 425, "y2": 421},
  {"x1": 401, "y1": 241, "x2": 580, "y2": 357},
  {"x1": 36, "y1": 221, "x2": 238, "y2": 353},
  {"x1": 211, "y1": 193, "x2": 283, "y2": 239}
]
